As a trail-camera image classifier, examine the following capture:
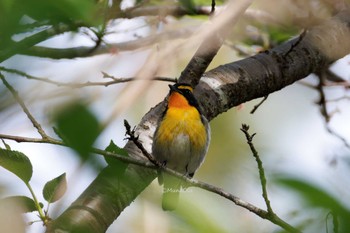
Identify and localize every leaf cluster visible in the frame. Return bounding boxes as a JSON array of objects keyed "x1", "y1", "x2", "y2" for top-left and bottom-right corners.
[
  {"x1": 0, "y1": 0, "x2": 99, "y2": 51},
  {"x1": 0, "y1": 148, "x2": 66, "y2": 223},
  {"x1": 278, "y1": 178, "x2": 350, "y2": 233},
  {"x1": 0, "y1": 101, "x2": 130, "y2": 226}
]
